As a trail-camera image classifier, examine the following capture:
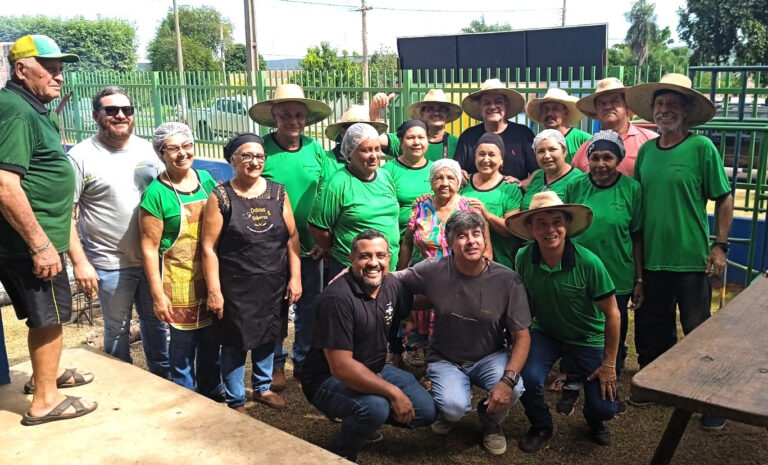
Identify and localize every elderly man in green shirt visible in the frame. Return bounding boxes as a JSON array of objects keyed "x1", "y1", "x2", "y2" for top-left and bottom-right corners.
[{"x1": 525, "y1": 88, "x2": 591, "y2": 163}]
